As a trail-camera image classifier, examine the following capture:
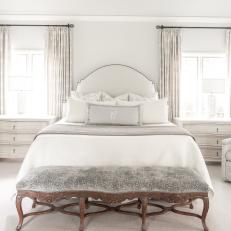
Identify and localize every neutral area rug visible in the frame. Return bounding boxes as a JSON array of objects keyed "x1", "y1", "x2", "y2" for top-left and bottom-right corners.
[{"x1": 0, "y1": 161, "x2": 230, "y2": 231}]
